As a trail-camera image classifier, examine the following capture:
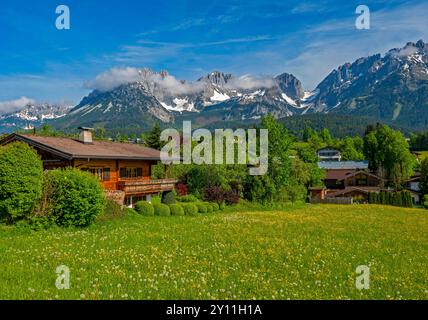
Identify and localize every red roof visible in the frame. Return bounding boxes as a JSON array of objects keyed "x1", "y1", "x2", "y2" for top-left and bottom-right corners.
[{"x1": 1, "y1": 134, "x2": 165, "y2": 161}]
